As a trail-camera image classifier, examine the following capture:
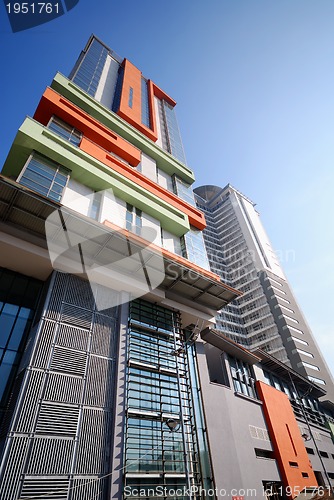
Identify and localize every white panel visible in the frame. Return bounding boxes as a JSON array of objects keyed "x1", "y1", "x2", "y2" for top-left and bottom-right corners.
[
  {"x1": 95, "y1": 55, "x2": 119, "y2": 109},
  {"x1": 142, "y1": 213, "x2": 161, "y2": 245},
  {"x1": 141, "y1": 152, "x2": 157, "y2": 182},
  {"x1": 62, "y1": 180, "x2": 93, "y2": 217},
  {"x1": 162, "y1": 229, "x2": 181, "y2": 255},
  {"x1": 157, "y1": 168, "x2": 173, "y2": 192},
  {"x1": 99, "y1": 192, "x2": 126, "y2": 228},
  {"x1": 241, "y1": 197, "x2": 285, "y2": 278}
]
